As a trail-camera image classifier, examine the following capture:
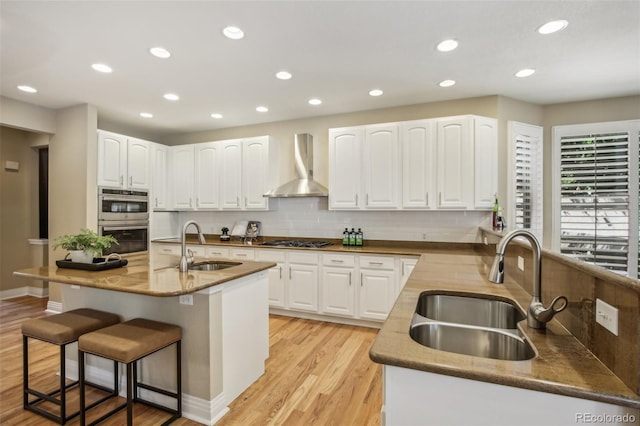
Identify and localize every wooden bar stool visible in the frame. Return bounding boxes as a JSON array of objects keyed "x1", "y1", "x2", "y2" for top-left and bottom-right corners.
[
  {"x1": 78, "y1": 318, "x2": 182, "y2": 426},
  {"x1": 22, "y1": 308, "x2": 121, "y2": 424}
]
